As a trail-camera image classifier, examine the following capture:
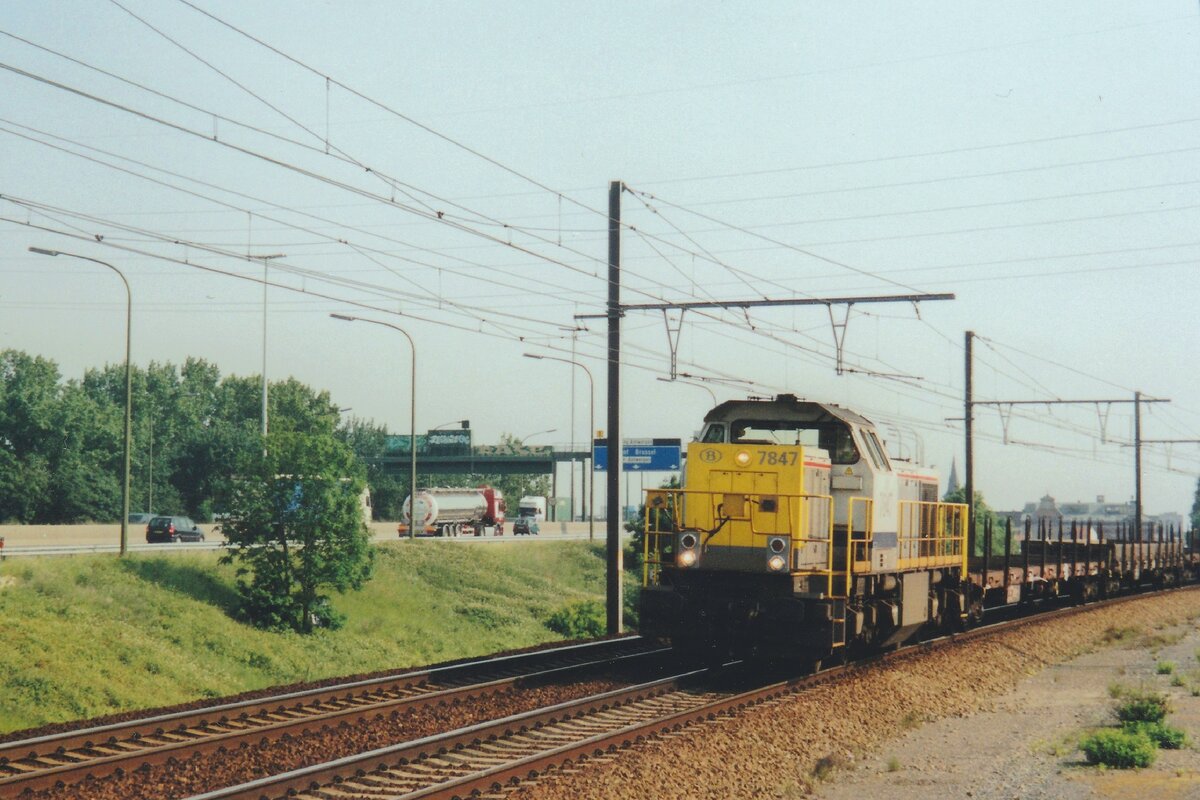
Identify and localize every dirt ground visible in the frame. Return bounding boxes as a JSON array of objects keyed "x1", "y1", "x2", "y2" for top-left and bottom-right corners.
[{"x1": 813, "y1": 617, "x2": 1200, "y2": 800}]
